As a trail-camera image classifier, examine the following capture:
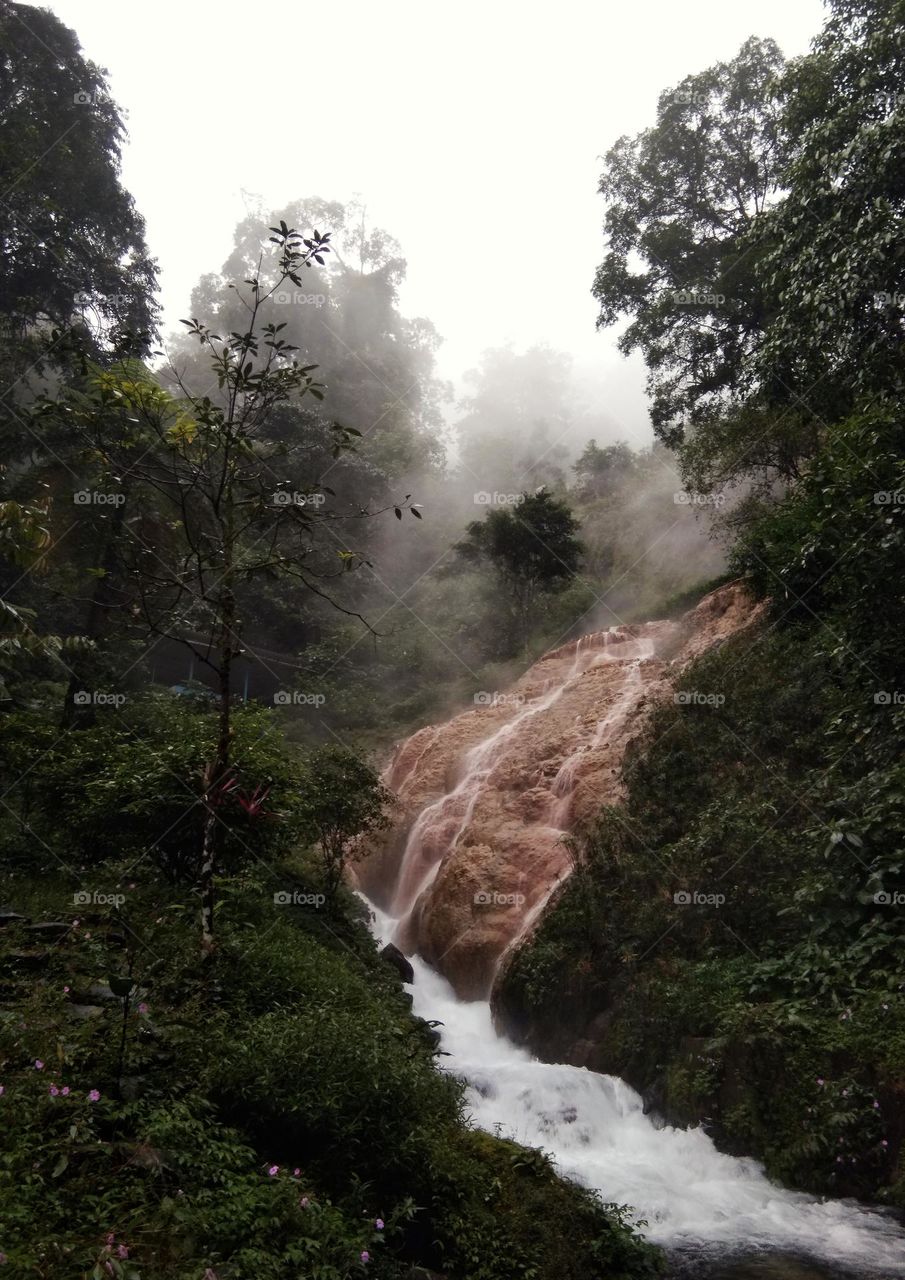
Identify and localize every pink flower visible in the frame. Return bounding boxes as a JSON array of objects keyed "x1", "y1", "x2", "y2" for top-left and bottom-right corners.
[
  {"x1": 300, "y1": 1196, "x2": 310, "y2": 1209},
  {"x1": 375, "y1": 1218, "x2": 384, "y2": 1230},
  {"x1": 882, "y1": 1139, "x2": 889, "y2": 1147},
  {"x1": 88, "y1": 1089, "x2": 100, "y2": 1102},
  {"x1": 49, "y1": 1085, "x2": 59, "y2": 1097},
  {"x1": 360, "y1": 1252, "x2": 370, "y2": 1264},
  {"x1": 0, "y1": 1252, "x2": 6, "y2": 1264},
  {"x1": 34, "y1": 1060, "x2": 44, "y2": 1071},
  {"x1": 0, "y1": 1085, "x2": 4, "y2": 1096},
  {"x1": 116, "y1": 1245, "x2": 128, "y2": 1259},
  {"x1": 267, "y1": 1165, "x2": 279, "y2": 1177},
  {"x1": 63, "y1": 986, "x2": 70, "y2": 994},
  {"x1": 816, "y1": 1078, "x2": 824, "y2": 1087},
  {"x1": 138, "y1": 1002, "x2": 149, "y2": 1015},
  {"x1": 293, "y1": 1167, "x2": 300, "y2": 1177},
  {"x1": 61, "y1": 1087, "x2": 70, "y2": 1097}
]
